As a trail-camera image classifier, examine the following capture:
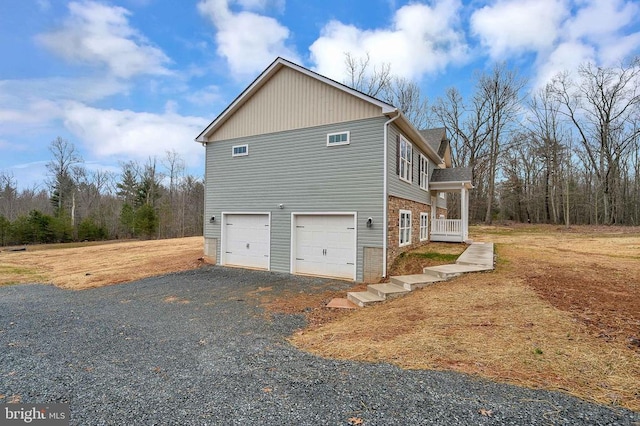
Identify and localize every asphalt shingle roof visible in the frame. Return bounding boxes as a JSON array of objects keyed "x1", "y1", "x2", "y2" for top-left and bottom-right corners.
[
  {"x1": 430, "y1": 167, "x2": 473, "y2": 183},
  {"x1": 418, "y1": 127, "x2": 448, "y2": 158}
]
